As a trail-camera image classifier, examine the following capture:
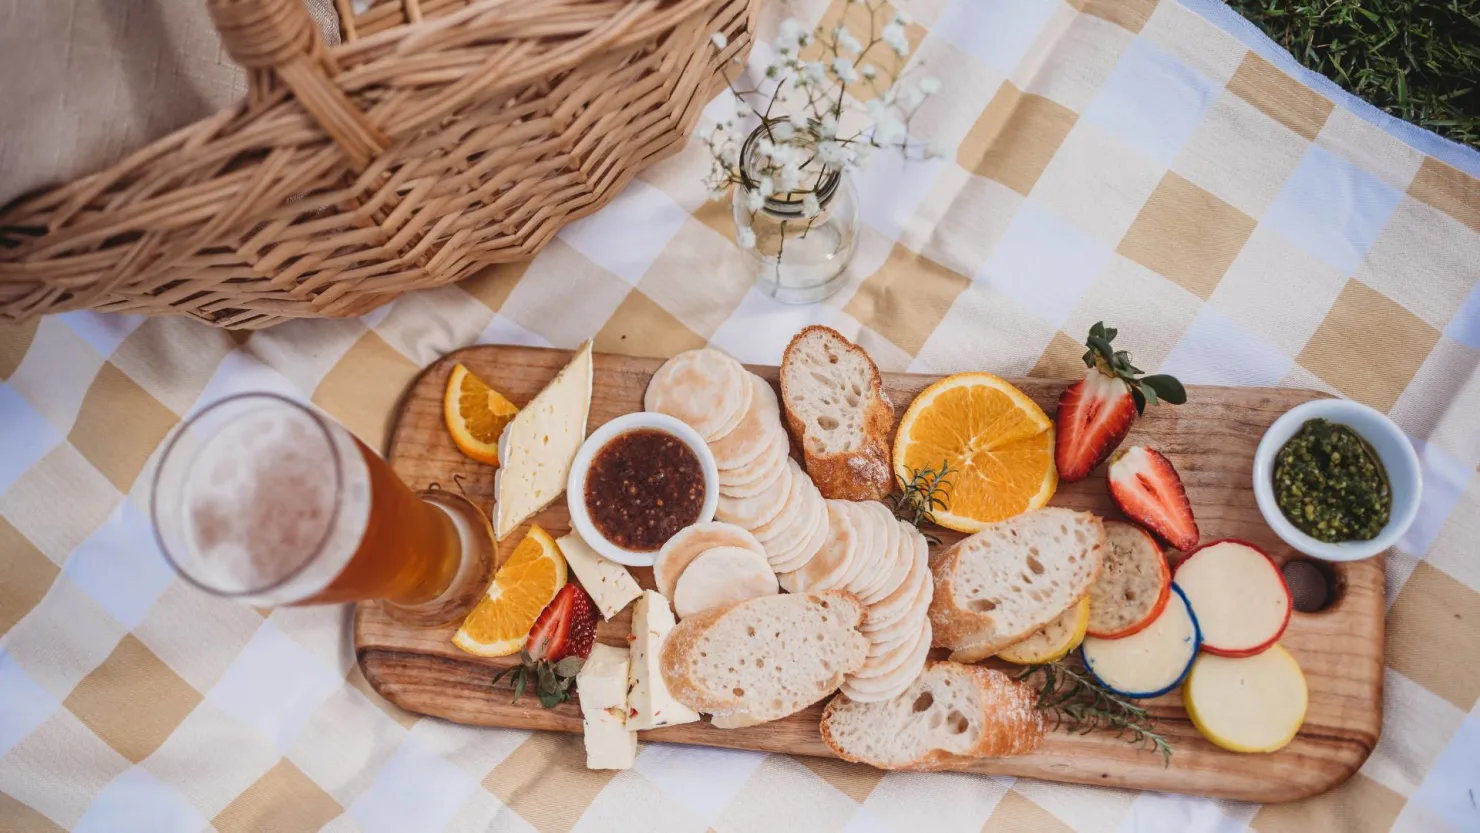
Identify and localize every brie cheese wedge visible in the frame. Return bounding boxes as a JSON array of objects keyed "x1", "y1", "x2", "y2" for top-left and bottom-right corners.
[{"x1": 493, "y1": 342, "x2": 593, "y2": 540}]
